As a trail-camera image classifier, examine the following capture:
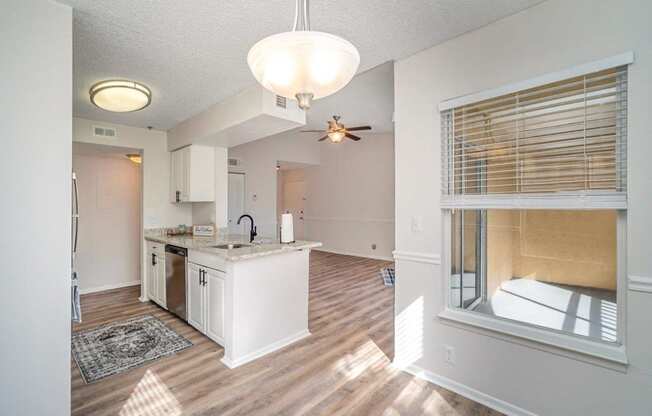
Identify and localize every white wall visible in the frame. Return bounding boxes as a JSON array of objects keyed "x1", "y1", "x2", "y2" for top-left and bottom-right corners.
[
  {"x1": 303, "y1": 133, "x2": 395, "y2": 260},
  {"x1": 393, "y1": 0, "x2": 652, "y2": 414},
  {"x1": 228, "y1": 129, "x2": 321, "y2": 237},
  {"x1": 73, "y1": 118, "x2": 192, "y2": 301},
  {"x1": 73, "y1": 149, "x2": 141, "y2": 293},
  {"x1": 229, "y1": 132, "x2": 395, "y2": 259},
  {"x1": 0, "y1": 1, "x2": 72, "y2": 414},
  {"x1": 73, "y1": 117, "x2": 192, "y2": 228}
]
